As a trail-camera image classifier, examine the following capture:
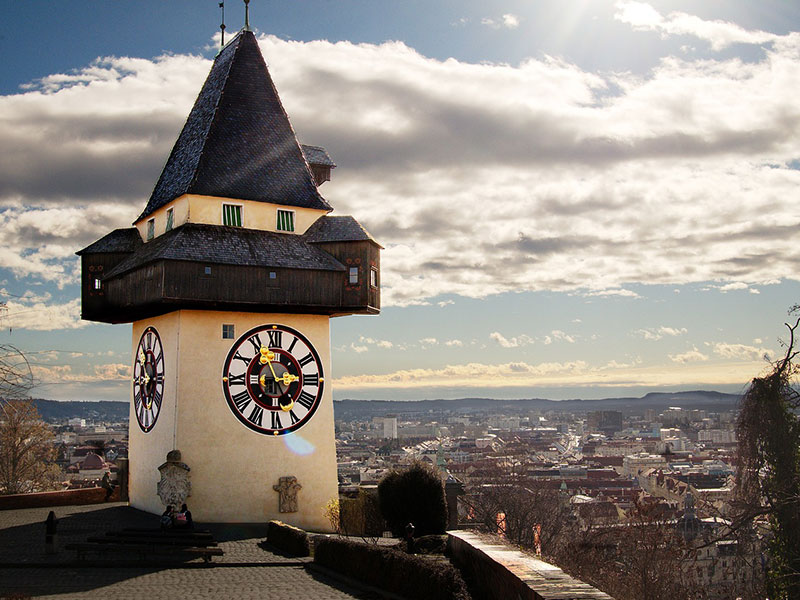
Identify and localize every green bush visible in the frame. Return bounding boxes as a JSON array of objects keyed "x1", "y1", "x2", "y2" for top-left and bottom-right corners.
[
  {"x1": 378, "y1": 461, "x2": 448, "y2": 537},
  {"x1": 266, "y1": 520, "x2": 310, "y2": 556},
  {"x1": 314, "y1": 536, "x2": 470, "y2": 600}
]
